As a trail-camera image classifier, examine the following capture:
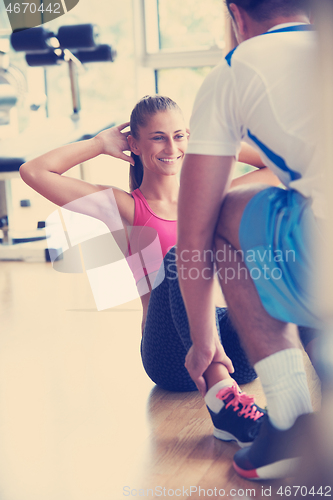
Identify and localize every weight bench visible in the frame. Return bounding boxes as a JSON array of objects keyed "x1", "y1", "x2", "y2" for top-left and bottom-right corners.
[{"x1": 0, "y1": 157, "x2": 26, "y2": 243}]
